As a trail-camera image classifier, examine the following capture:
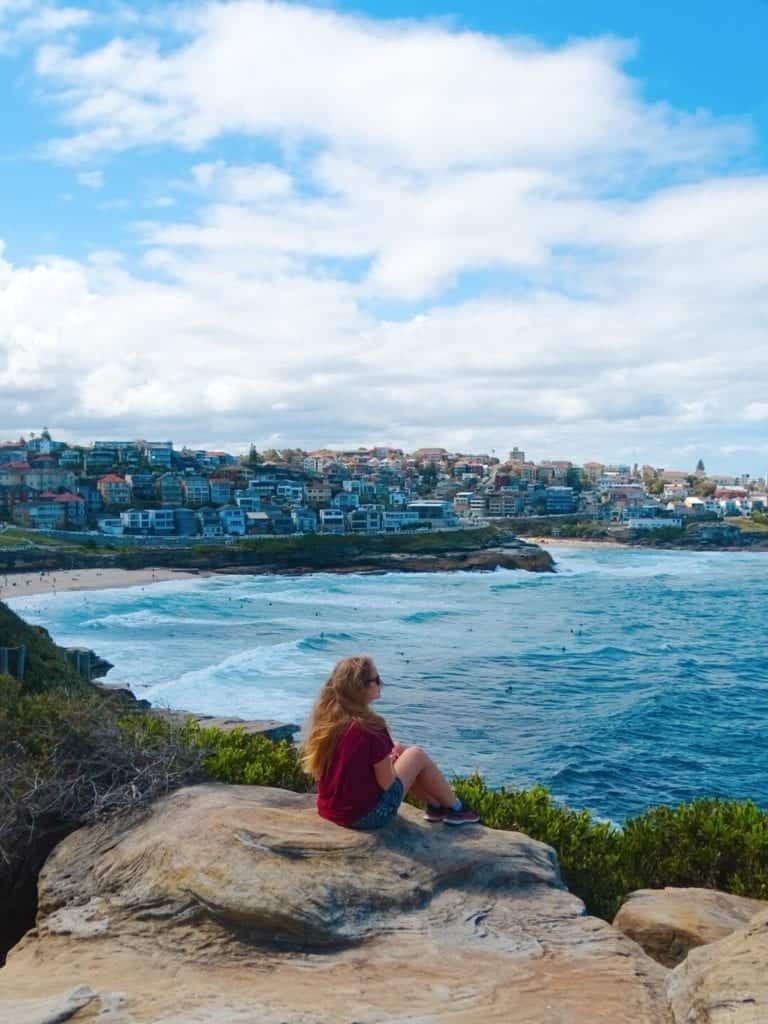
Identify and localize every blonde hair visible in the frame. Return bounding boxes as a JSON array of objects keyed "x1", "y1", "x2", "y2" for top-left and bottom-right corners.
[{"x1": 301, "y1": 655, "x2": 388, "y2": 780}]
